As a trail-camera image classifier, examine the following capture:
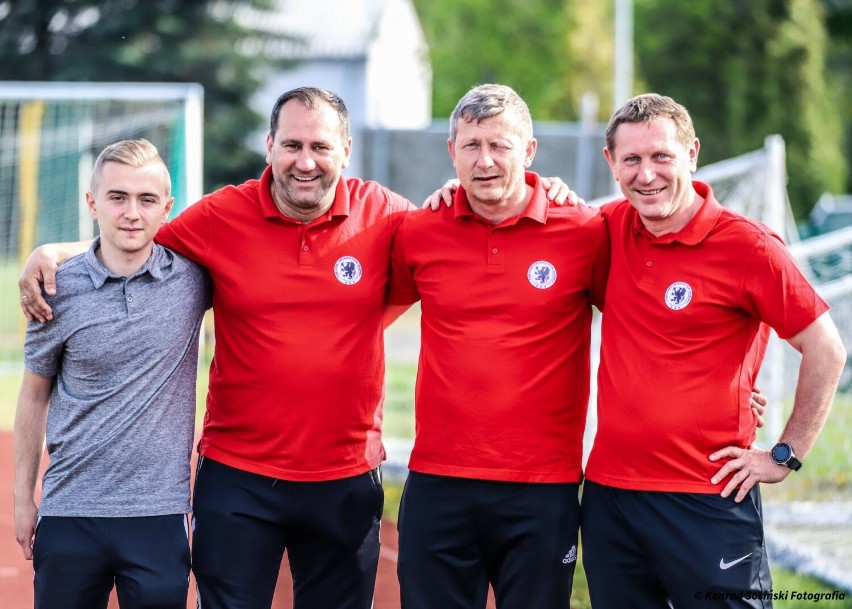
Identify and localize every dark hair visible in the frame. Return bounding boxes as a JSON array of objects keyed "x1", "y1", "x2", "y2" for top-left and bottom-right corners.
[{"x1": 269, "y1": 87, "x2": 350, "y2": 139}]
